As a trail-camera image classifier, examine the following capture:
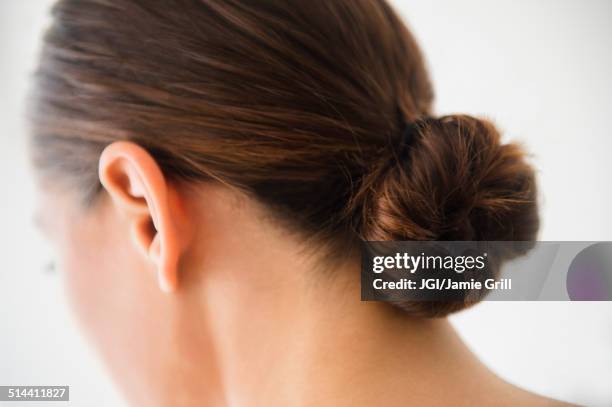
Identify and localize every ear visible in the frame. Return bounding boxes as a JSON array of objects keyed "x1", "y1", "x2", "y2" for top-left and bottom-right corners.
[{"x1": 98, "y1": 141, "x2": 190, "y2": 293}]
